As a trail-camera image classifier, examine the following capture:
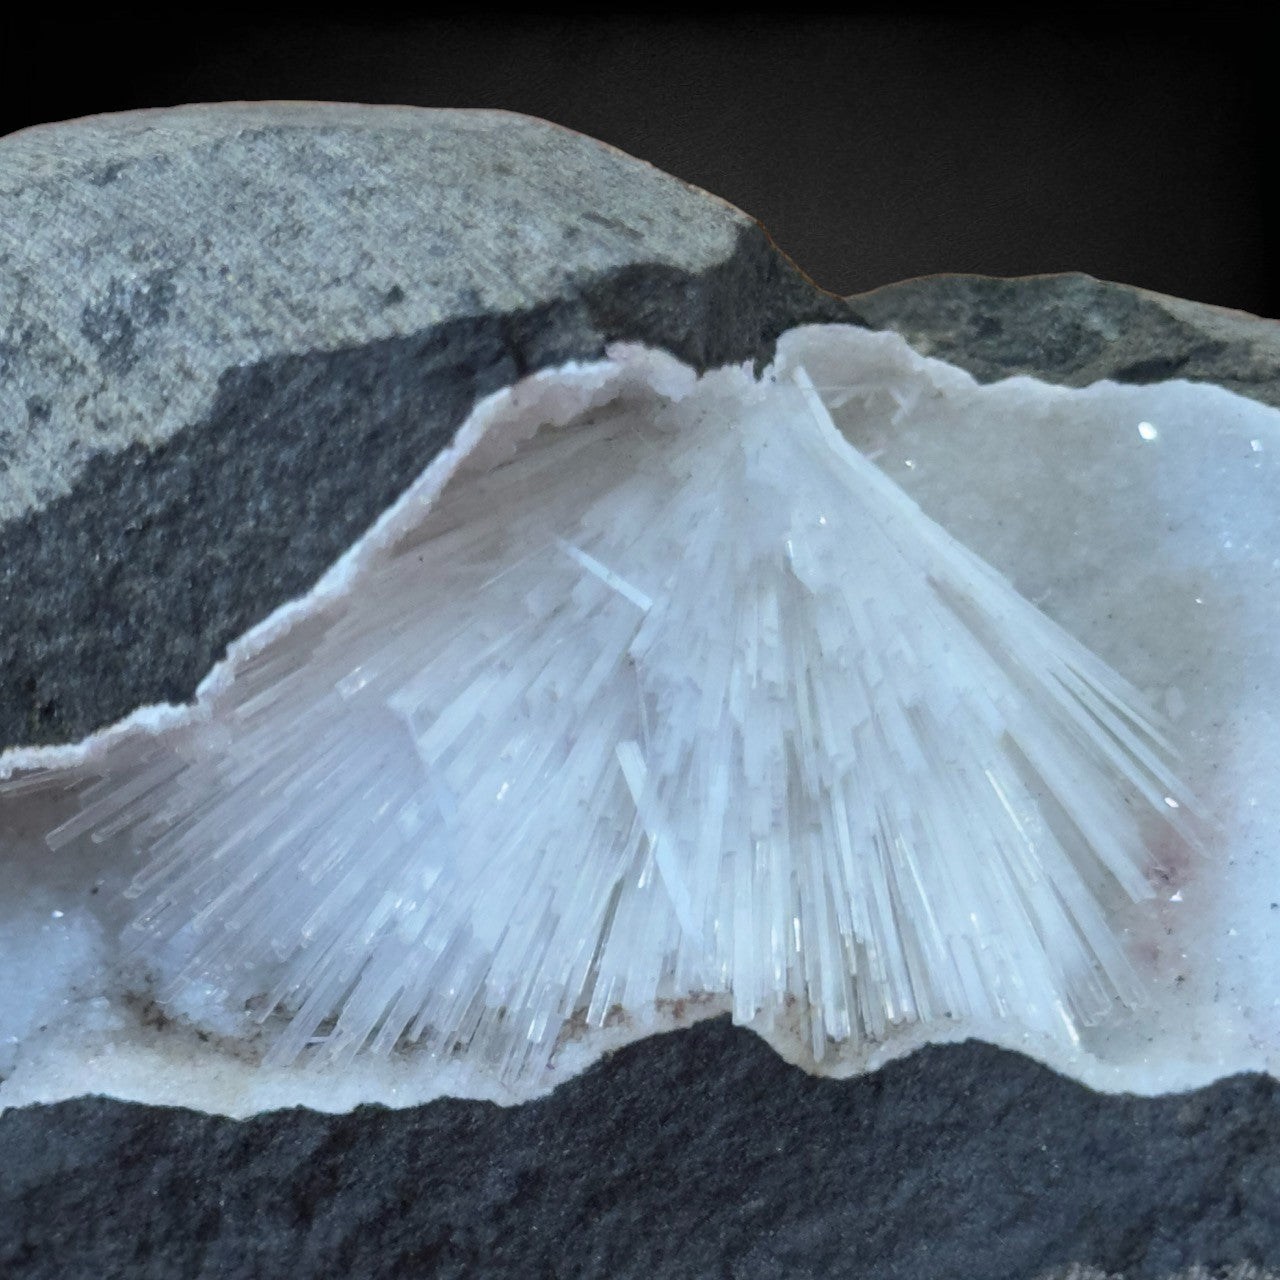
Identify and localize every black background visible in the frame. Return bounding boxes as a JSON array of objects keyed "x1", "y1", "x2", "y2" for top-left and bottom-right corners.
[{"x1": 1, "y1": 10, "x2": 1274, "y2": 317}]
